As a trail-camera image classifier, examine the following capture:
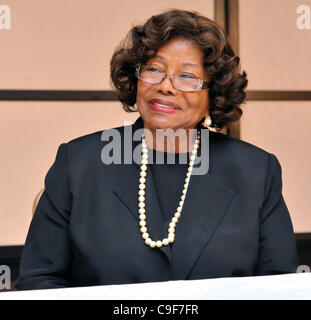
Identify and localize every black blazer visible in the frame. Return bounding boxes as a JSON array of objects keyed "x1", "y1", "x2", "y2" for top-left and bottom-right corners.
[{"x1": 16, "y1": 117, "x2": 298, "y2": 290}]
